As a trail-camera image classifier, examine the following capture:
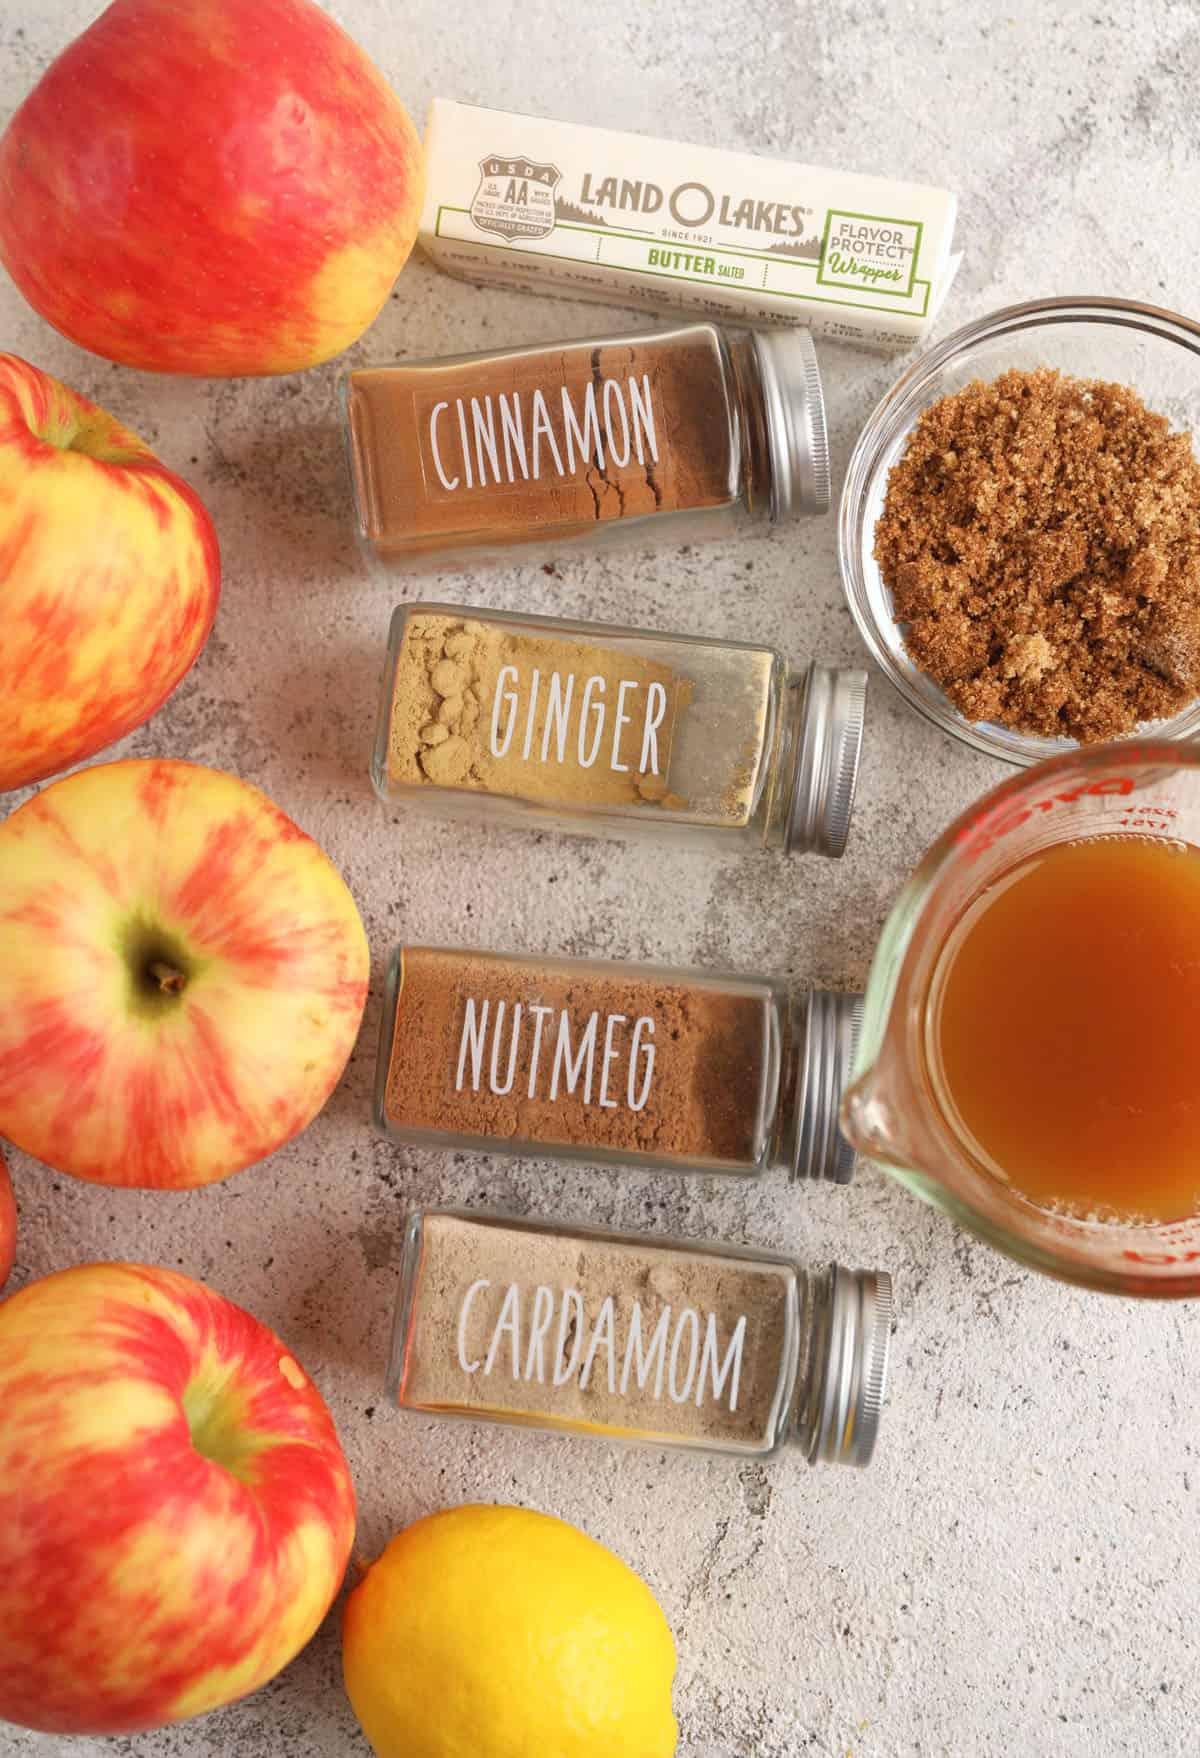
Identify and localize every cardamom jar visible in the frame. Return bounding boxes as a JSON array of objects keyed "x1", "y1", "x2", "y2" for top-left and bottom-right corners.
[{"x1": 387, "y1": 1210, "x2": 893, "y2": 1464}]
